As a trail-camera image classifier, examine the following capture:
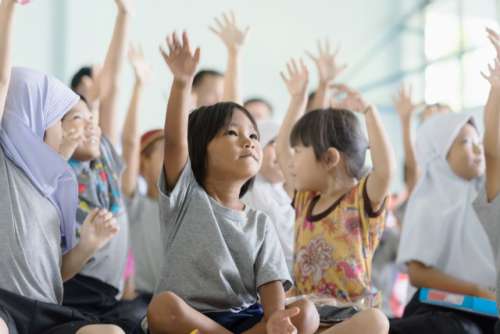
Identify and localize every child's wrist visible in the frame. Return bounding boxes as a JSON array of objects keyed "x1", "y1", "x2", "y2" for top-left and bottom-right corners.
[{"x1": 172, "y1": 78, "x2": 192, "y2": 88}]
